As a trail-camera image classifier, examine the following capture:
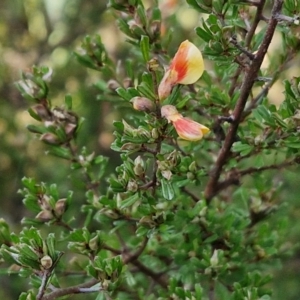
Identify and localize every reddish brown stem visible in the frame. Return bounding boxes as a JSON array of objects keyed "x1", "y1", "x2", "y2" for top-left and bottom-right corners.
[{"x1": 204, "y1": 0, "x2": 284, "y2": 201}]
